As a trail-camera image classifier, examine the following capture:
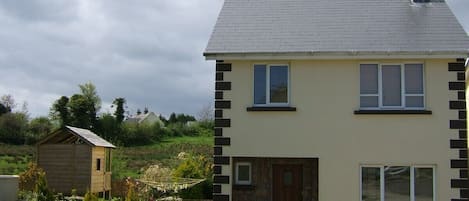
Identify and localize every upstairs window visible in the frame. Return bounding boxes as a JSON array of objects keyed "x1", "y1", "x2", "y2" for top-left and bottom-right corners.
[
  {"x1": 254, "y1": 64, "x2": 289, "y2": 105},
  {"x1": 360, "y1": 64, "x2": 424, "y2": 109}
]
